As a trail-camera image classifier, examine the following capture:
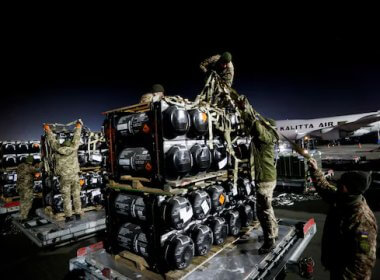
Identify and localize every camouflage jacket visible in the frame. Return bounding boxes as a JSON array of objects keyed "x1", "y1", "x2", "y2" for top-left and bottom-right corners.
[
  {"x1": 311, "y1": 169, "x2": 377, "y2": 279},
  {"x1": 46, "y1": 127, "x2": 82, "y2": 179},
  {"x1": 17, "y1": 163, "x2": 38, "y2": 189},
  {"x1": 200, "y1": 54, "x2": 234, "y2": 87},
  {"x1": 251, "y1": 121, "x2": 277, "y2": 182}
]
